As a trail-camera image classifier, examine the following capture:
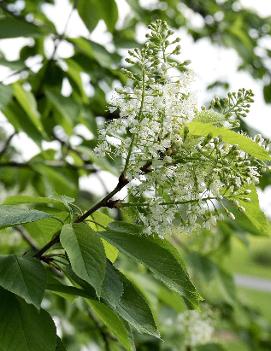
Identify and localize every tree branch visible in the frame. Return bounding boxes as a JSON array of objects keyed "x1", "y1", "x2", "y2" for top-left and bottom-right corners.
[{"x1": 34, "y1": 172, "x2": 129, "y2": 259}]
